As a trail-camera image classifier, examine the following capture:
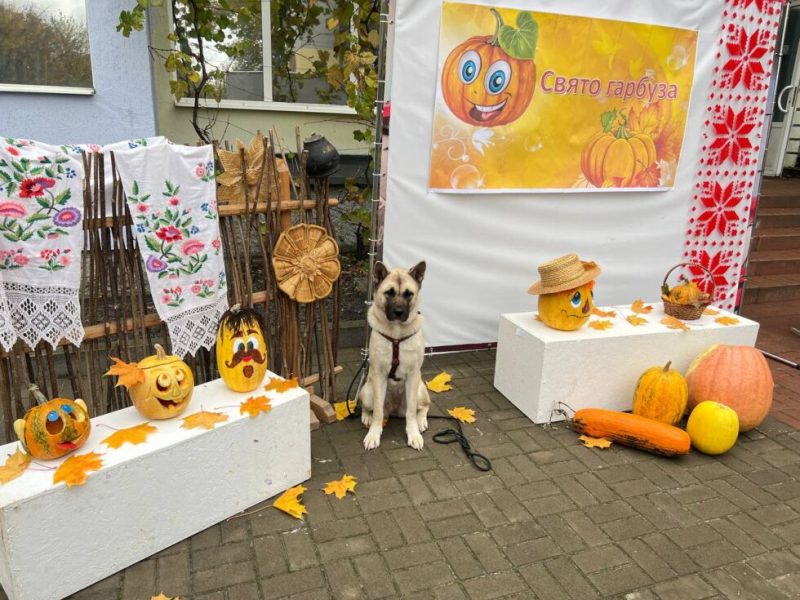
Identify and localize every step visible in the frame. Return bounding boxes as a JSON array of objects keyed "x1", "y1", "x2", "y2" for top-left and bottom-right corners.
[
  {"x1": 746, "y1": 249, "x2": 800, "y2": 276},
  {"x1": 755, "y1": 207, "x2": 800, "y2": 229},
  {"x1": 758, "y1": 195, "x2": 800, "y2": 209},
  {"x1": 742, "y1": 273, "x2": 800, "y2": 304},
  {"x1": 753, "y1": 228, "x2": 800, "y2": 251},
  {"x1": 740, "y1": 298, "x2": 800, "y2": 319}
]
